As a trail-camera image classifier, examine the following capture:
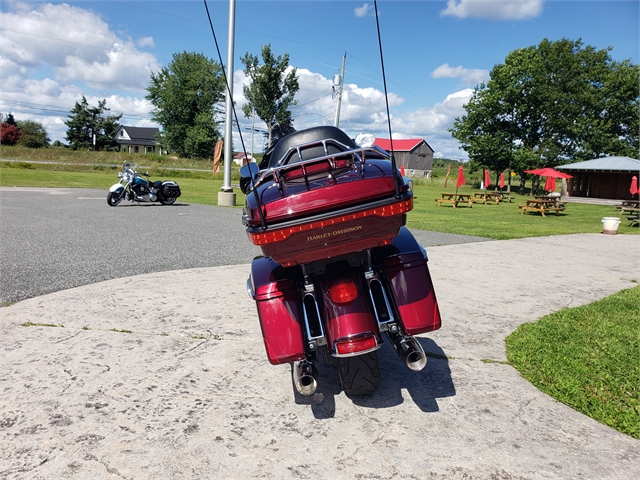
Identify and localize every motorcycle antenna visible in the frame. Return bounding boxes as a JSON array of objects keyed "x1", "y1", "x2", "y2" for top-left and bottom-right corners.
[
  {"x1": 373, "y1": 0, "x2": 401, "y2": 199},
  {"x1": 203, "y1": 0, "x2": 267, "y2": 229}
]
